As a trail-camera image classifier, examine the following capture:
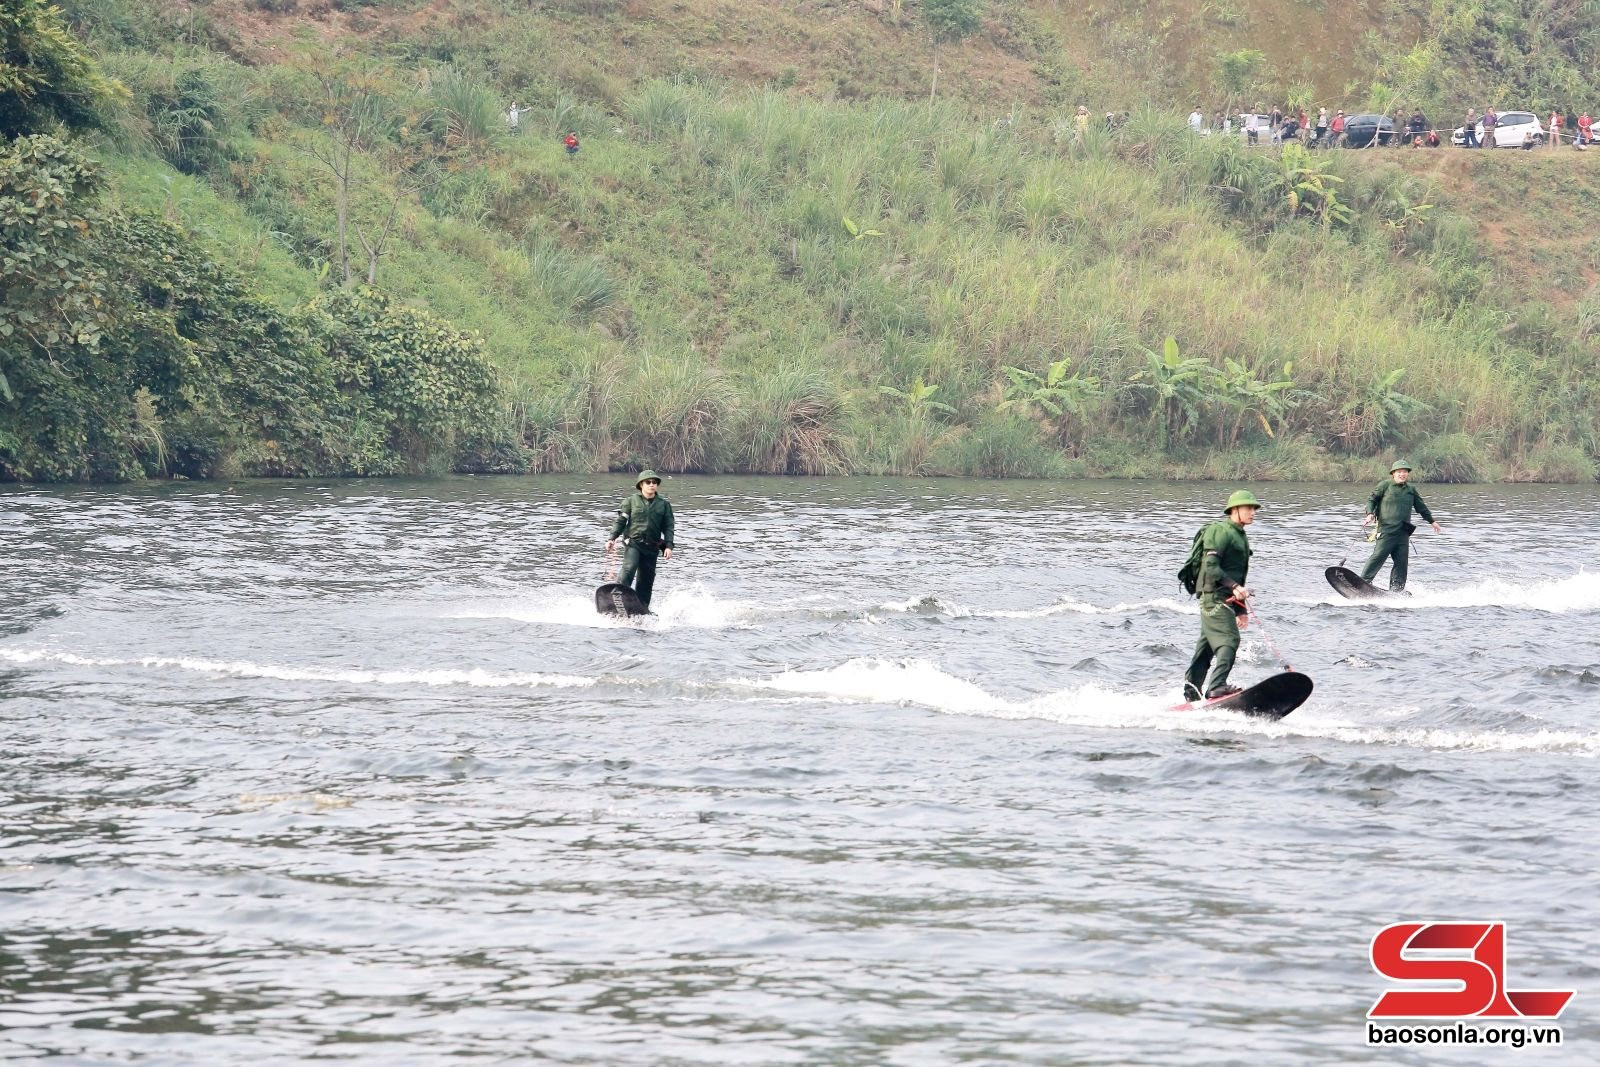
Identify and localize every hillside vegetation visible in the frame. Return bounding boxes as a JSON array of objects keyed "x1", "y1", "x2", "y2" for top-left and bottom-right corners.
[{"x1": 4, "y1": 0, "x2": 1600, "y2": 483}]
